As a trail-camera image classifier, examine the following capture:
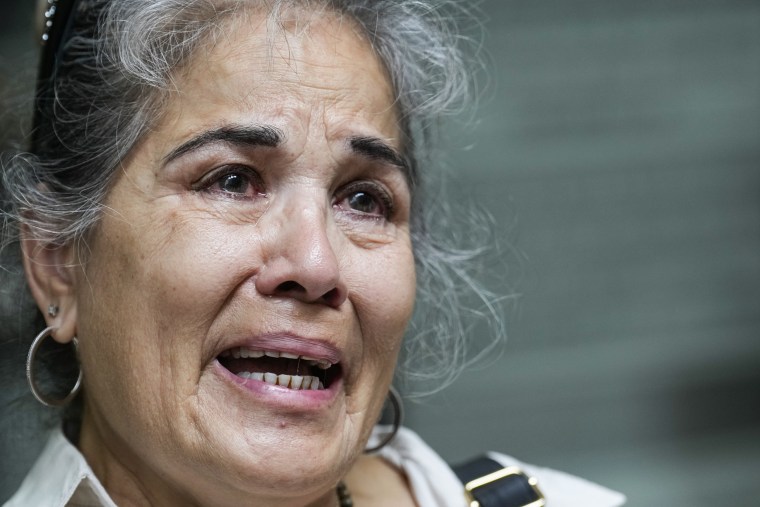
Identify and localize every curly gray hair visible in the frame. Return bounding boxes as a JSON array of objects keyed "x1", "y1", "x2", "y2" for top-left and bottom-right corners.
[{"x1": 1, "y1": 0, "x2": 503, "y2": 402}]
